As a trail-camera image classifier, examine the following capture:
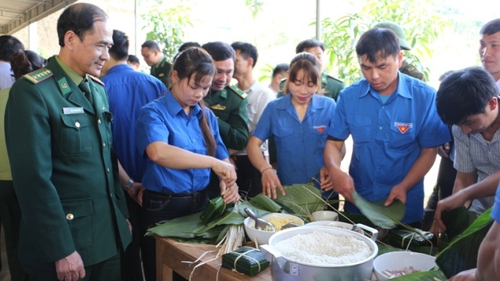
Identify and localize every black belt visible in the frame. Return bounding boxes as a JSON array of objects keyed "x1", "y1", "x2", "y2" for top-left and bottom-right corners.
[{"x1": 144, "y1": 189, "x2": 207, "y2": 198}]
